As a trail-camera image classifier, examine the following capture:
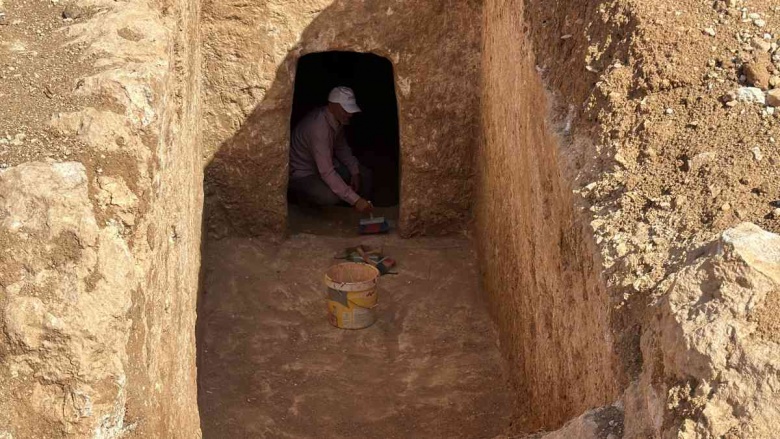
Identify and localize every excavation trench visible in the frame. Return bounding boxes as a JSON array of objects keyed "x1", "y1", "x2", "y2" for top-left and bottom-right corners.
[
  {"x1": 198, "y1": 45, "x2": 514, "y2": 439},
  {"x1": 4, "y1": 0, "x2": 780, "y2": 437},
  {"x1": 197, "y1": 0, "x2": 617, "y2": 436}
]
